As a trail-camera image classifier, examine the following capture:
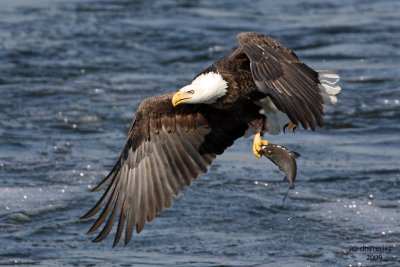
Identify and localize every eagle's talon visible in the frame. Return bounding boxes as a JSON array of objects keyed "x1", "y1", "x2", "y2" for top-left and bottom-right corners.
[
  {"x1": 283, "y1": 121, "x2": 299, "y2": 134},
  {"x1": 253, "y1": 133, "x2": 268, "y2": 158},
  {"x1": 283, "y1": 123, "x2": 289, "y2": 134}
]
